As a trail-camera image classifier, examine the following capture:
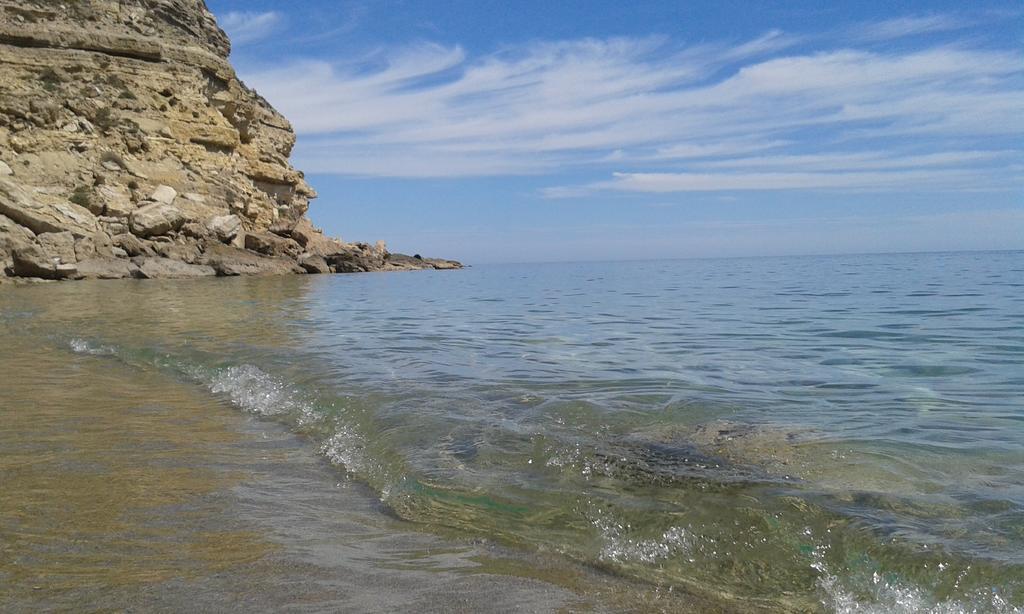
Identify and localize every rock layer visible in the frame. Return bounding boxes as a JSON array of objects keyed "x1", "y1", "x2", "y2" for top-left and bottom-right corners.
[{"x1": 0, "y1": 0, "x2": 460, "y2": 282}]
